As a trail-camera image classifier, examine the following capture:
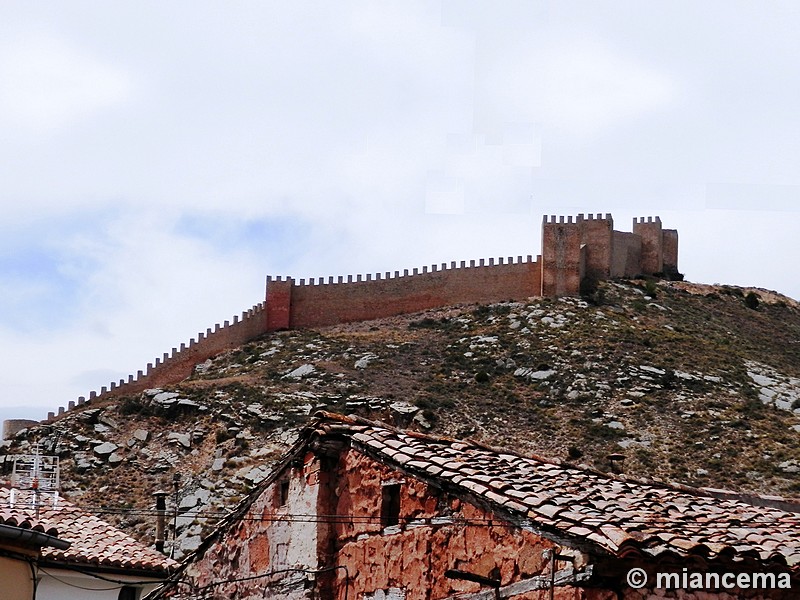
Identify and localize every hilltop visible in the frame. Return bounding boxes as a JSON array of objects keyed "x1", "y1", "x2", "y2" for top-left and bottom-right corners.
[{"x1": 3, "y1": 278, "x2": 800, "y2": 556}]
